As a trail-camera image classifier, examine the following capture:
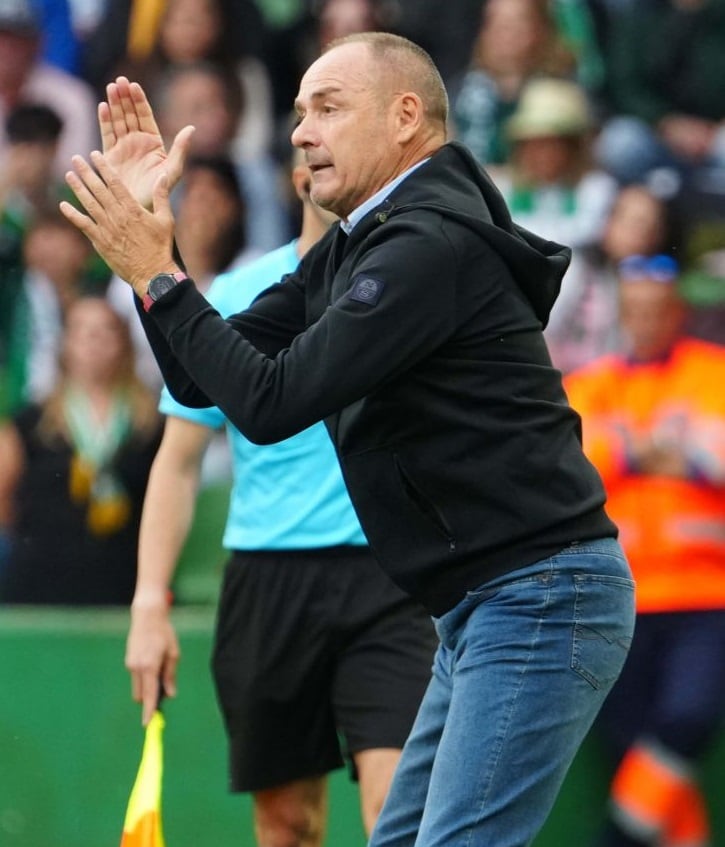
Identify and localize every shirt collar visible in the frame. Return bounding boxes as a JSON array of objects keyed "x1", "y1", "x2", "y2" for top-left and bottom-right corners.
[{"x1": 340, "y1": 158, "x2": 430, "y2": 235}]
